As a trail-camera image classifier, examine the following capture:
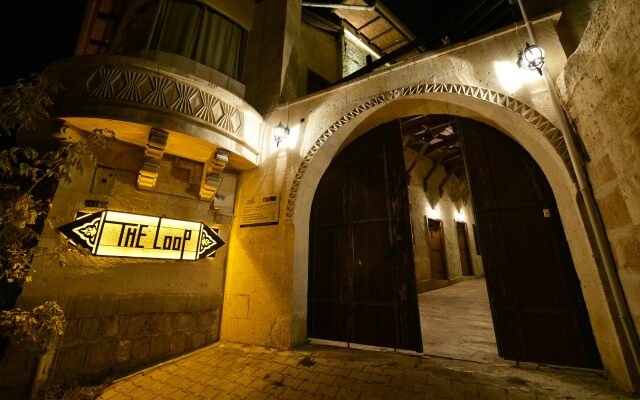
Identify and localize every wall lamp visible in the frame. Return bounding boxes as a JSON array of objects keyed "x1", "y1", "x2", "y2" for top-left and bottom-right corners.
[
  {"x1": 273, "y1": 121, "x2": 290, "y2": 148},
  {"x1": 518, "y1": 42, "x2": 545, "y2": 75}
]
